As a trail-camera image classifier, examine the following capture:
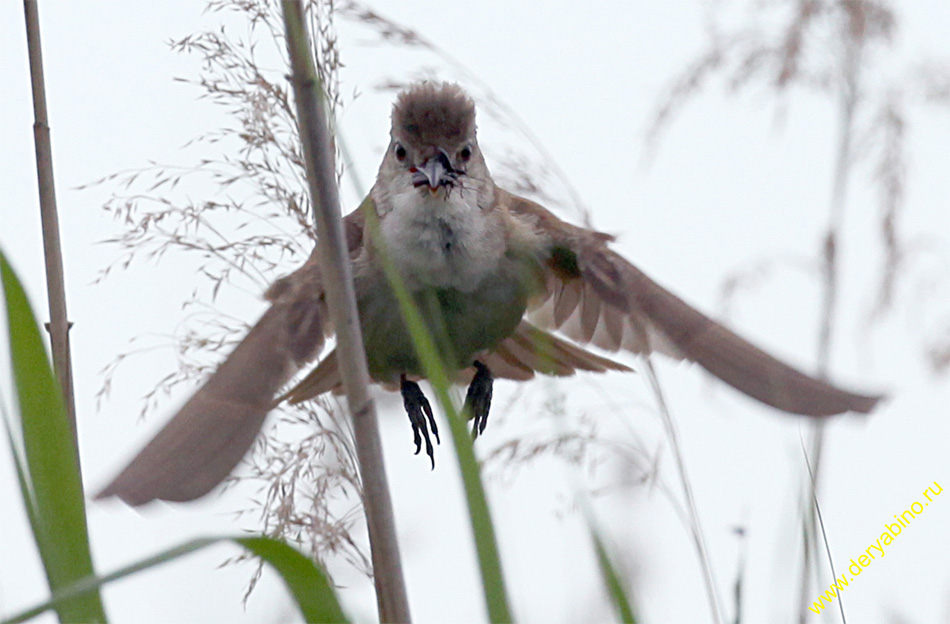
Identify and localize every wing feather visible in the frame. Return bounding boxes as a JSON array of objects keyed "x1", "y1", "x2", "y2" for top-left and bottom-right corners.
[
  {"x1": 500, "y1": 186, "x2": 882, "y2": 416},
  {"x1": 98, "y1": 205, "x2": 369, "y2": 505},
  {"x1": 97, "y1": 298, "x2": 328, "y2": 505},
  {"x1": 487, "y1": 321, "x2": 632, "y2": 381}
]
